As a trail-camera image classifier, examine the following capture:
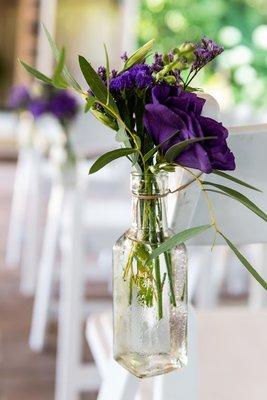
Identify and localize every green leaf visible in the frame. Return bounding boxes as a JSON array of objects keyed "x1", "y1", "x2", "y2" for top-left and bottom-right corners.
[
  {"x1": 123, "y1": 39, "x2": 155, "y2": 71},
  {"x1": 186, "y1": 86, "x2": 203, "y2": 92},
  {"x1": 19, "y1": 60, "x2": 52, "y2": 84},
  {"x1": 43, "y1": 24, "x2": 82, "y2": 92},
  {"x1": 202, "y1": 181, "x2": 267, "y2": 222},
  {"x1": 219, "y1": 232, "x2": 267, "y2": 290},
  {"x1": 150, "y1": 225, "x2": 211, "y2": 260},
  {"x1": 212, "y1": 170, "x2": 262, "y2": 192},
  {"x1": 89, "y1": 148, "x2": 138, "y2": 174},
  {"x1": 144, "y1": 144, "x2": 162, "y2": 162},
  {"x1": 165, "y1": 136, "x2": 216, "y2": 162},
  {"x1": 84, "y1": 96, "x2": 95, "y2": 113},
  {"x1": 52, "y1": 47, "x2": 68, "y2": 88},
  {"x1": 91, "y1": 109, "x2": 119, "y2": 131},
  {"x1": 78, "y1": 55, "x2": 118, "y2": 114},
  {"x1": 103, "y1": 43, "x2": 110, "y2": 106},
  {"x1": 144, "y1": 129, "x2": 181, "y2": 163}
]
